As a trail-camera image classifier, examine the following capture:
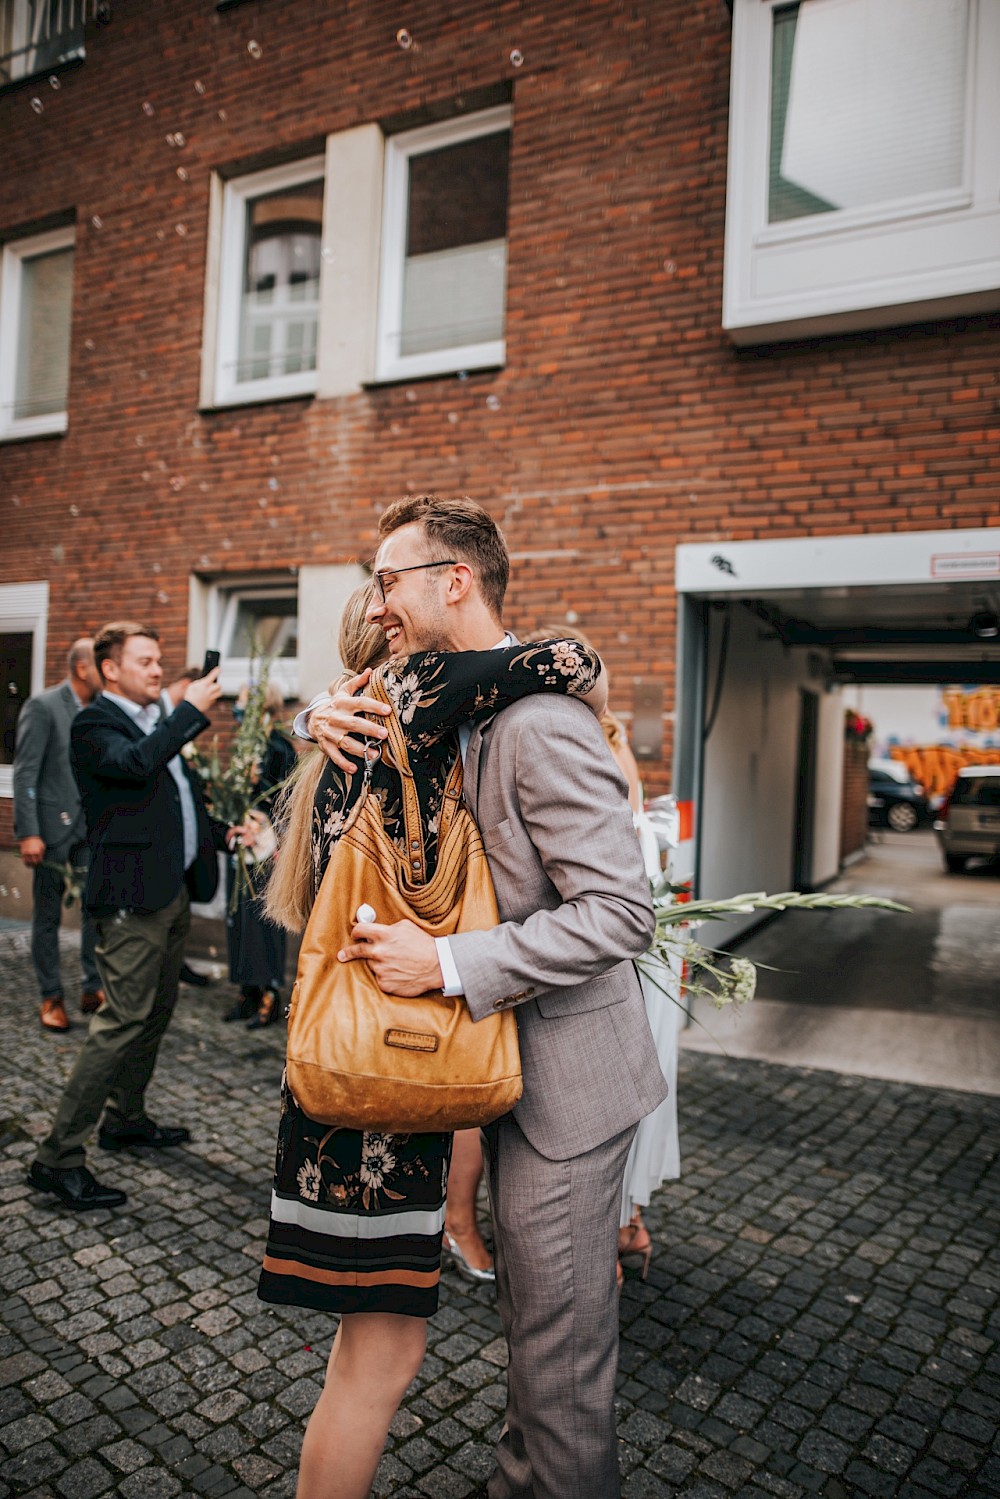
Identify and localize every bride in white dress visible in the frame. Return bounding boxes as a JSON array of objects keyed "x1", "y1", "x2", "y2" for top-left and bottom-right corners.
[{"x1": 601, "y1": 712, "x2": 682, "y2": 1282}]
